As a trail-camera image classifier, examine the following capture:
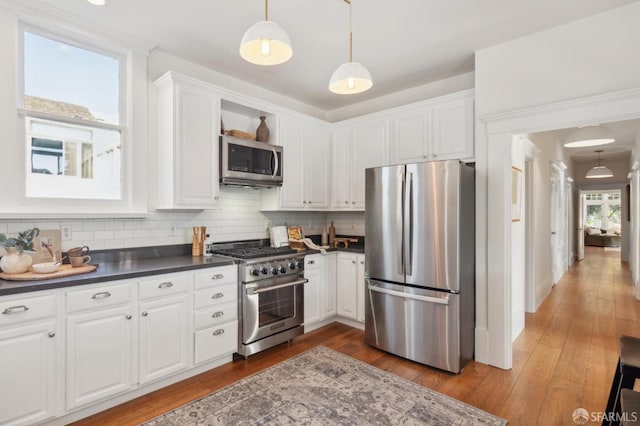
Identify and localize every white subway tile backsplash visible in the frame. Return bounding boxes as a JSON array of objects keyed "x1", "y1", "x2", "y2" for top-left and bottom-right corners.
[{"x1": 0, "y1": 187, "x2": 366, "y2": 251}]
